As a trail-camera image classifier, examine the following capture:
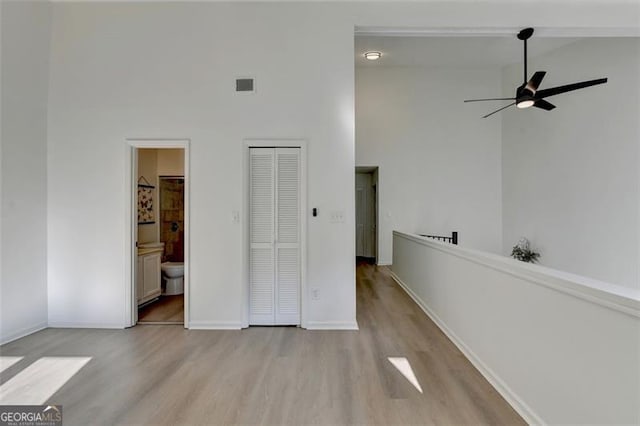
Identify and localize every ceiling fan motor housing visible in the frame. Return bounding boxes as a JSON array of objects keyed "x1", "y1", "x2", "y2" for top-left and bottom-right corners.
[
  {"x1": 517, "y1": 84, "x2": 534, "y2": 97},
  {"x1": 516, "y1": 84, "x2": 534, "y2": 104}
]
